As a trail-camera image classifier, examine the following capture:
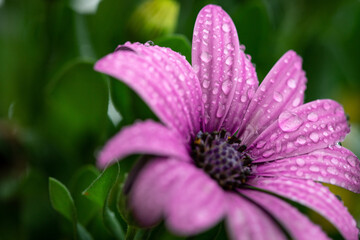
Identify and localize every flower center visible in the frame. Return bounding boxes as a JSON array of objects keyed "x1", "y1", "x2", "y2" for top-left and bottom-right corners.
[{"x1": 192, "y1": 130, "x2": 253, "y2": 189}]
